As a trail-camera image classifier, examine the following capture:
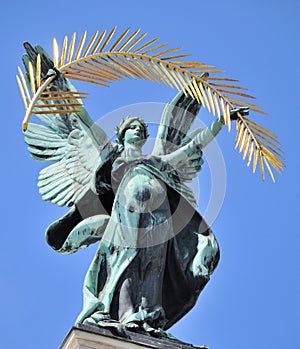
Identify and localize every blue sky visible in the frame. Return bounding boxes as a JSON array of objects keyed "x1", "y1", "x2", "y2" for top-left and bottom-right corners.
[{"x1": 1, "y1": 0, "x2": 299, "y2": 348}]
